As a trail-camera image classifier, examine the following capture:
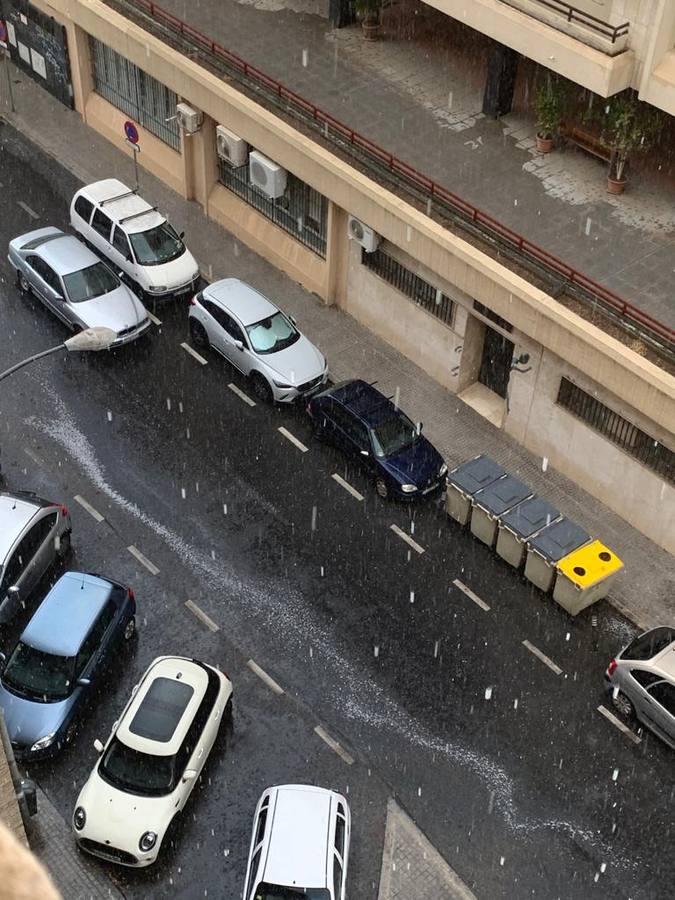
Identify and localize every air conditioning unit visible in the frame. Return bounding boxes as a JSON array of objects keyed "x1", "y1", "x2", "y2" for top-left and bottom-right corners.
[
  {"x1": 348, "y1": 216, "x2": 380, "y2": 253},
  {"x1": 249, "y1": 151, "x2": 287, "y2": 199},
  {"x1": 216, "y1": 125, "x2": 248, "y2": 167},
  {"x1": 176, "y1": 102, "x2": 203, "y2": 134}
]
